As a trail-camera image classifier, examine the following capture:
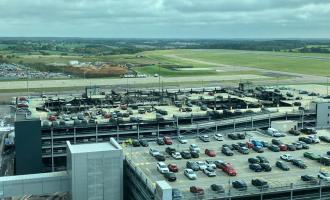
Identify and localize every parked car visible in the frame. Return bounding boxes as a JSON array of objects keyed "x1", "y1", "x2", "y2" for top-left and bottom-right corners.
[
  {"x1": 307, "y1": 135, "x2": 320, "y2": 143},
  {"x1": 292, "y1": 142, "x2": 303, "y2": 150},
  {"x1": 301, "y1": 175, "x2": 318, "y2": 184},
  {"x1": 280, "y1": 154, "x2": 293, "y2": 162},
  {"x1": 261, "y1": 141, "x2": 270, "y2": 148},
  {"x1": 172, "y1": 188, "x2": 183, "y2": 200},
  {"x1": 205, "y1": 149, "x2": 216, "y2": 157},
  {"x1": 155, "y1": 154, "x2": 166, "y2": 161},
  {"x1": 237, "y1": 133, "x2": 246, "y2": 139},
  {"x1": 272, "y1": 139, "x2": 283, "y2": 145},
  {"x1": 288, "y1": 129, "x2": 301, "y2": 136},
  {"x1": 205, "y1": 160, "x2": 217, "y2": 169},
  {"x1": 260, "y1": 163, "x2": 272, "y2": 172},
  {"x1": 252, "y1": 179, "x2": 269, "y2": 189},
  {"x1": 238, "y1": 146, "x2": 249, "y2": 154},
  {"x1": 249, "y1": 164, "x2": 263, "y2": 172},
  {"x1": 214, "y1": 133, "x2": 224, "y2": 141},
  {"x1": 278, "y1": 144, "x2": 288, "y2": 151},
  {"x1": 248, "y1": 157, "x2": 260, "y2": 164},
  {"x1": 299, "y1": 137, "x2": 313, "y2": 144},
  {"x1": 228, "y1": 133, "x2": 239, "y2": 140},
  {"x1": 149, "y1": 148, "x2": 160, "y2": 157},
  {"x1": 157, "y1": 162, "x2": 169, "y2": 174},
  {"x1": 172, "y1": 152, "x2": 182, "y2": 160},
  {"x1": 166, "y1": 147, "x2": 176, "y2": 155},
  {"x1": 163, "y1": 136, "x2": 173, "y2": 145},
  {"x1": 297, "y1": 141, "x2": 309, "y2": 149},
  {"x1": 231, "y1": 143, "x2": 240, "y2": 150},
  {"x1": 164, "y1": 172, "x2": 176, "y2": 182},
  {"x1": 304, "y1": 152, "x2": 321, "y2": 161},
  {"x1": 276, "y1": 161, "x2": 290, "y2": 171},
  {"x1": 189, "y1": 144, "x2": 200, "y2": 153},
  {"x1": 177, "y1": 136, "x2": 188, "y2": 144},
  {"x1": 318, "y1": 171, "x2": 330, "y2": 181},
  {"x1": 222, "y1": 144, "x2": 234, "y2": 150},
  {"x1": 214, "y1": 160, "x2": 225, "y2": 169},
  {"x1": 190, "y1": 186, "x2": 204, "y2": 195},
  {"x1": 286, "y1": 144, "x2": 296, "y2": 151},
  {"x1": 232, "y1": 180, "x2": 247, "y2": 191},
  {"x1": 203, "y1": 167, "x2": 217, "y2": 177},
  {"x1": 196, "y1": 161, "x2": 208, "y2": 170},
  {"x1": 300, "y1": 128, "x2": 317, "y2": 135},
  {"x1": 253, "y1": 145, "x2": 264, "y2": 153},
  {"x1": 219, "y1": 162, "x2": 237, "y2": 176},
  {"x1": 181, "y1": 151, "x2": 192, "y2": 159},
  {"x1": 168, "y1": 164, "x2": 179, "y2": 172},
  {"x1": 186, "y1": 161, "x2": 199, "y2": 171},
  {"x1": 319, "y1": 136, "x2": 330, "y2": 143},
  {"x1": 157, "y1": 138, "x2": 165, "y2": 145},
  {"x1": 184, "y1": 169, "x2": 197, "y2": 180},
  {"x1": 292, "y1": 159, "x2": 307, "y2": 169},
  {"x1": 199, "y1": 135, "x2": 210, "y2": 142},
  {"x1": 222, "y1": 147, "x2": 234, "y2": 156},
  {"x1": 210, "y1": 184, "x2": 225, "y2": 193},
  {"x1": 268, "y1": 145, "x2": 280, "y2": 152},
  {"x1": 190, "y1": 150, "x2": 199, "y2": 158},
  {"x1": 132, "y1": 140, "x2": 140, "y2": 147},
  {"x1": 256, "y1": 156, "x2": 269, "y2": 164},
  {"x1": 139, "y1": 140, "x2": 149, "y2": 147}
]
